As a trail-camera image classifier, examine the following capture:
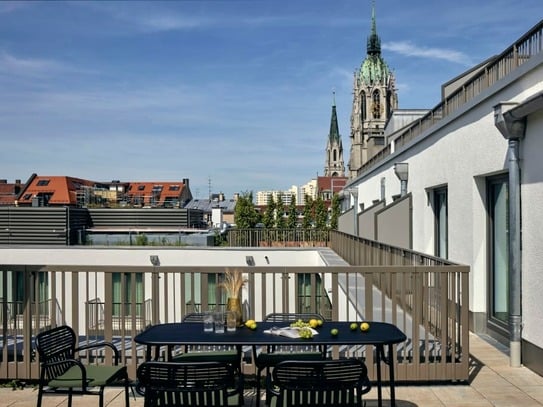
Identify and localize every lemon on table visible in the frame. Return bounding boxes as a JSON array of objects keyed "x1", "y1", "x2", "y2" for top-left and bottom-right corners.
[
  {"x1": 249, "y1": 322, "x2": 257, "y2": 330},
  {"x1": 350, "y1": 322, "x2": 358, "y2": 331},
  {"x1": 317, "y1": 319, "x2": 323, "y2": 326},
  {"x1": 360, "y1": 322, "x2": 370, "y2": 332},
  {"x1": 309, "y1": 319, "x2": 319, "y2": 328},
  {"x1": 330, "y1": 328, "x2": 339, "y2": 336},
  {"x1": 245, "y1": 319, "x2": 256, "y2": 328}
]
